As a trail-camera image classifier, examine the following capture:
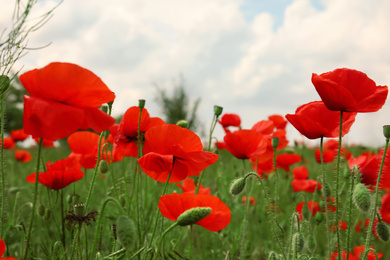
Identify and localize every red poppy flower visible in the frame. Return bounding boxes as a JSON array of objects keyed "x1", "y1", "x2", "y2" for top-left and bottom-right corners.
[
  {"x1": 380, "y1": 192, "x2": 390, "y2": 224},
  {"x1": 292, "y1": 166, "x2": 309, "y2": 179},
  {"x1": 327, "y1": 197, "x2": 337, "y2": 212},
  {"x1": 158, "y1": 193, "x2": 231, "y2": 231},
  {"x1": 349, "y1": 153, "x2": 381, "y2": 191},
  {"x1": 355, "y1": 221, "x2": 362, "y2": 232},
  {"x1": 330, "y1": 221, "x2": 348, "y2": 231},
  {"x1": 34, "y1": 138, "x2": 55, "y2": 148},
  {"x1": 67, "y1": 131, "x2": 102, "y2": 169},
  {"x1": 295, "y1": 201, "x2": 320, "y2": 220},
  {"x1": 14, "y1": 149, "x2": 32, "y2": 163},
  {"x1": 214, "y1": 141, "x2": 226, "y2": 150},
  {"x1": 291, "y1": 179, "x2": 321, "y2": 193},
  {"x1": 286, "y1": 101, "x2": 357, "y2": 140},
  {"x1": 242, "y1": 196, "x2": 256, "y2": 206},
  {"x1": 252, "y1": 158, "x2": 273, "y2": 178},
  {"x1": 364, "y1": 218, "x2": 380, "y2": 239},
  {"x1": 26, "y1": 158, "x2": 84, "y2": 190},
  {"x1": 219, "y1": 113, "x2": 241, "y2": 133},
  {"x1": 251, "y1": 120, "x2": 289, "y2": 151},
  {"x1": 312, "y1": 68, "x2": 388, "y2": 112},
  {"x1": 268, "y1": 114, "x2": 287, "y2": 129},
  {"x1": 110, "y1": 106, "x2": 165, "y2": 158},
  {"x1": 19, "y1": 62, "x2": 116, "y2": 141},
  {"x1": 0, "y1": 137, "x2": 15, "y2": 149},
  {"x1": 251, "y1": 120, "x2": 274, "y2": 135},
  {"x1": 0, "y1": 239, "x2": 4, "y2": 258},
  {"x1": 331, "y1": 245, "x2": 383, "y2": 260},
  {"x1": 176, "y1": 178, "x2": 210, "y2": 194},
  {"x1": 224, "y1": 129, "x2": 268, "y2": 160},
  {"x1": 315, "y1": 149, "x2": 336, "y2": 163},
  {"x1": 10, "y1": 129, "x2": 29, "y2": 142},
  {"x1": 138, "y1": 124, "x2": 218, "y2": 183},
  {"x1": 276, "y1": 153, "x2": 302, "y2": 172}
]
